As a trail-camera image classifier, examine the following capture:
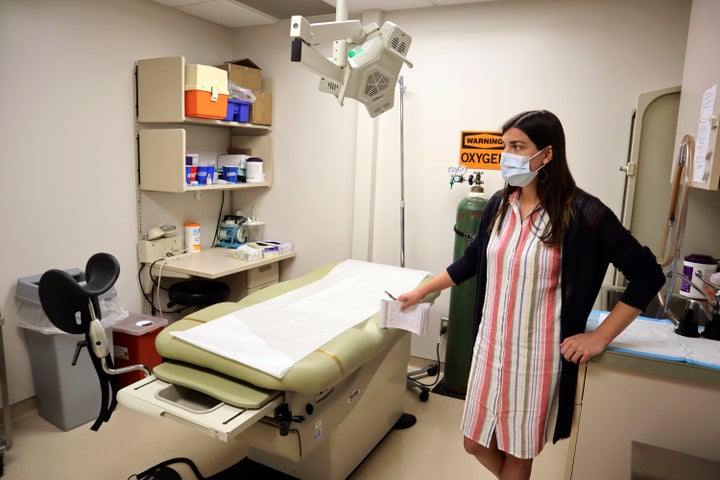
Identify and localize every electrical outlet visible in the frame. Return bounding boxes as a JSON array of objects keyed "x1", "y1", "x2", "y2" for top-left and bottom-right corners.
[
  {"x1": 137, "y1": 236, "x2": 183, "y2": 263},
  {"x1": 440, "y1": 317, "x2": 449, "y2": 335}
]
